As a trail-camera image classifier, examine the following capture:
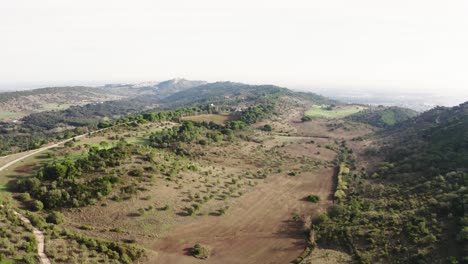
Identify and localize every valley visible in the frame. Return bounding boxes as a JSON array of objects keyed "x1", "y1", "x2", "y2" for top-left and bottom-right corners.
[{"x1": 0, "y1": 81, "x2": 465, "y2": 264}]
